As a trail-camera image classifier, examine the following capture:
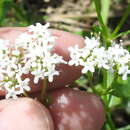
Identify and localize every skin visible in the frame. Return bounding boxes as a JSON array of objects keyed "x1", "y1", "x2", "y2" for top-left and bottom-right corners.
[
  {"x1": 48, "y1": 88, "x2": 105, "y2": 130},
  {"x1": 0, "y1": 28, "x2": 105, "y2": 130},
  {"x1": 0, "y1": 98, "x2": 54, "y2": 130}
]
